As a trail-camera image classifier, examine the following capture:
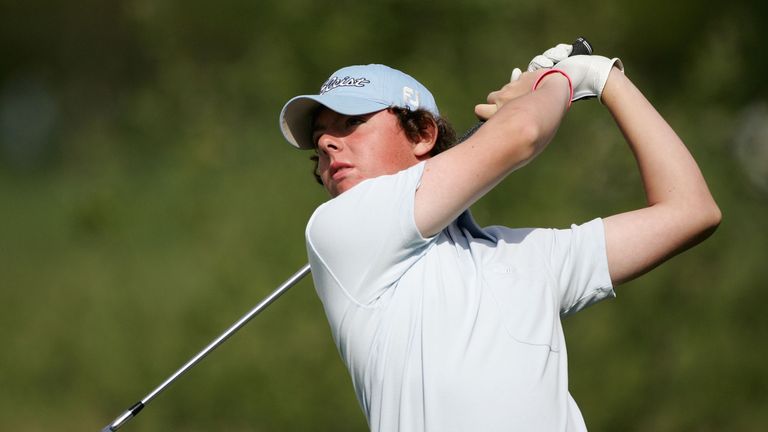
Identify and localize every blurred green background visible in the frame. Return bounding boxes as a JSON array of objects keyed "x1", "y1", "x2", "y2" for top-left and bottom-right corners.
[{"x1": 1, "y1": 0, "x2": 767, "y2": 430}]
